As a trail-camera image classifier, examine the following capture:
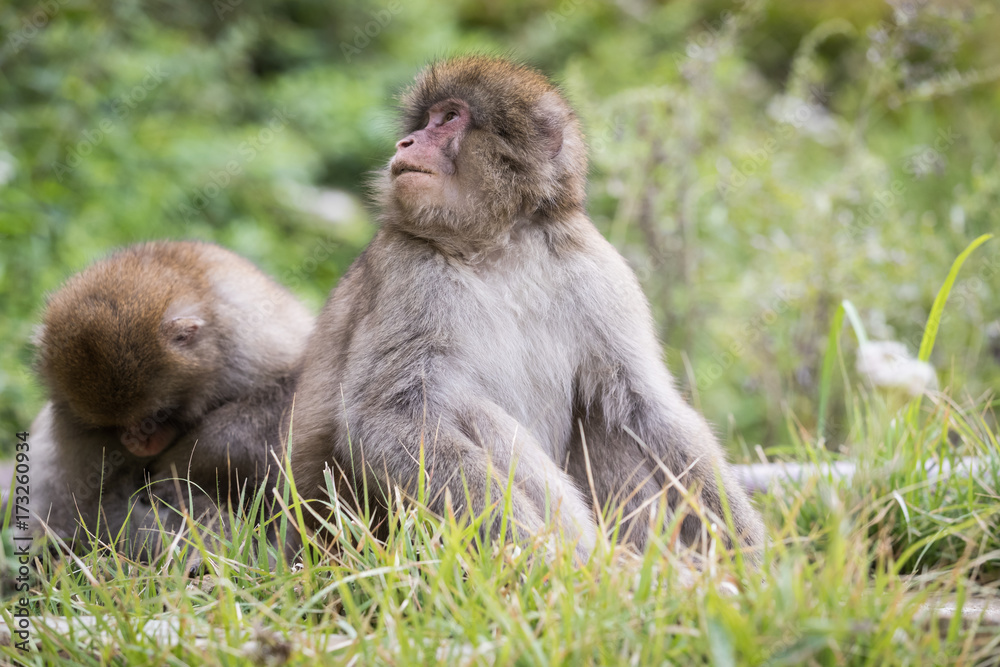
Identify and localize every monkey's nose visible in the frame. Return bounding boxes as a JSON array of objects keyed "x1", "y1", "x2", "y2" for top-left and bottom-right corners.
[{"x1": 396, "y1": 136, "x2": 415, "y2": 150}]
